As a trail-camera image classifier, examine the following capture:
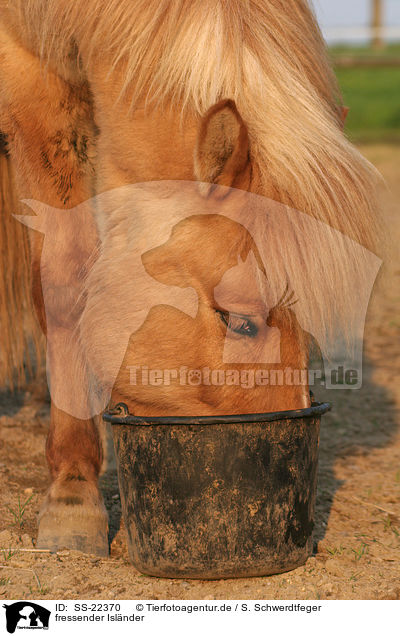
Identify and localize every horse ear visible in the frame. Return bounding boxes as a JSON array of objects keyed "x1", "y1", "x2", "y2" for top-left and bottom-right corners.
[{"x1": 194, "y1": 99, "x2": 251, "y2": 195}]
